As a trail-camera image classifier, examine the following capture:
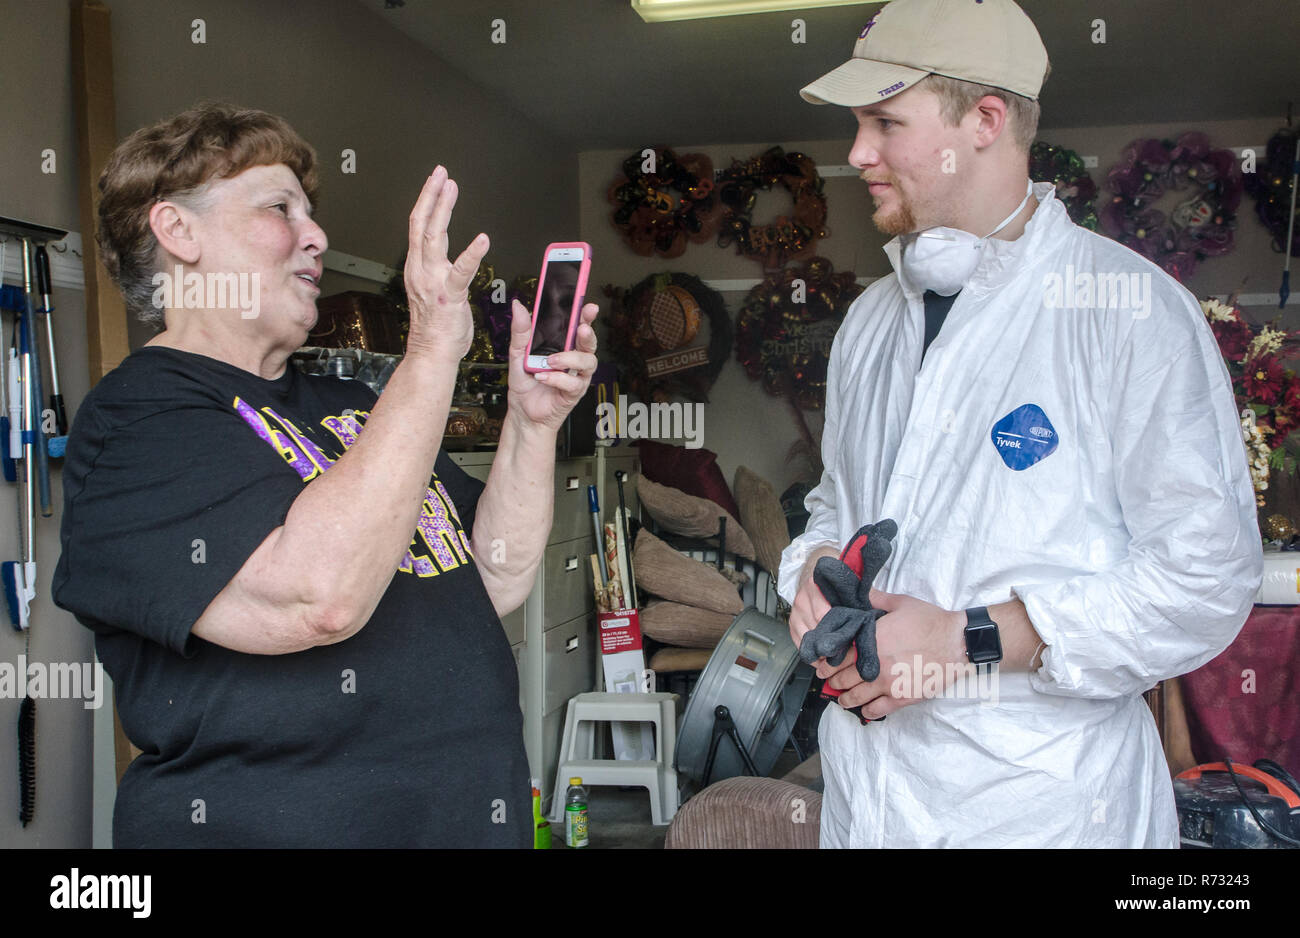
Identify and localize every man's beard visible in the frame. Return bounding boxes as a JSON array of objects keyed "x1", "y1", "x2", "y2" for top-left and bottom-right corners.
[{"x1": 871, "y1": 189, "x2": 917, "y2": 236}]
